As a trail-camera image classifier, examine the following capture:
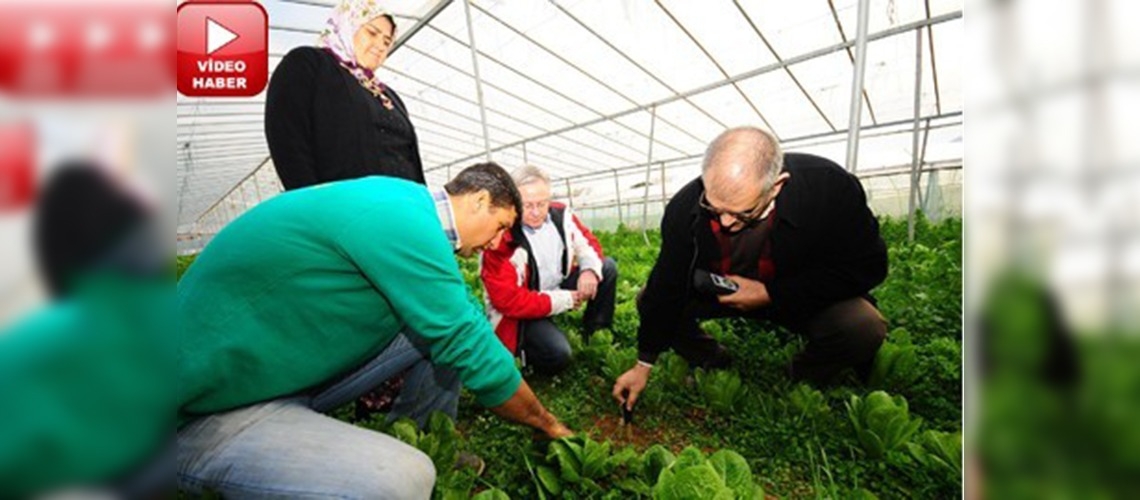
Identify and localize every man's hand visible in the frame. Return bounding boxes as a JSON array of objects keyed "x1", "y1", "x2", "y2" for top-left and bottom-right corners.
[
  {"x1": 537, "y1": 414, "x2": 575, "y2": 440},
  {"x1": 717, "y1": 275, "x2": 771, "y2": 311},
  {"x1": 577, "y1": 269, "x2": 600, "y2": 301},
  {"x1": 571, "y1": 291, "x2": 587, "y2": 309},
  {"x1": 491, "y1": 380, "x2": 575, "y2": 440},
  {"x1": 612, "y1": 363, "x2": 651, "y2": 410}
]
